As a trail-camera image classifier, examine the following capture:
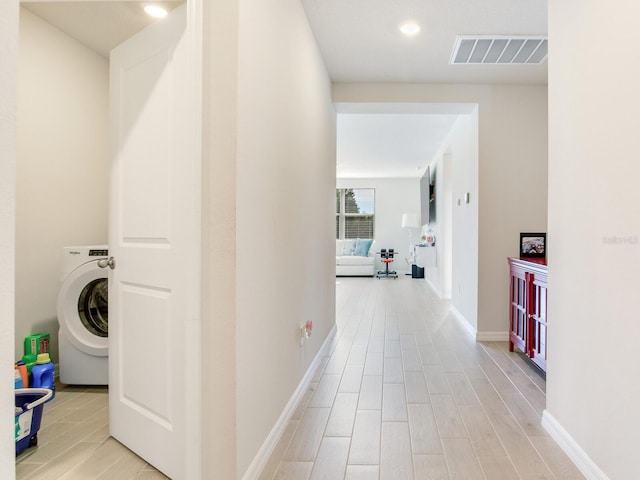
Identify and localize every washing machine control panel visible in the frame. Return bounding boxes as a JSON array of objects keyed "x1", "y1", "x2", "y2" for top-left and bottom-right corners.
[{"x1": 89, "y1": 249, "x2": 108, "y2": 257}]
